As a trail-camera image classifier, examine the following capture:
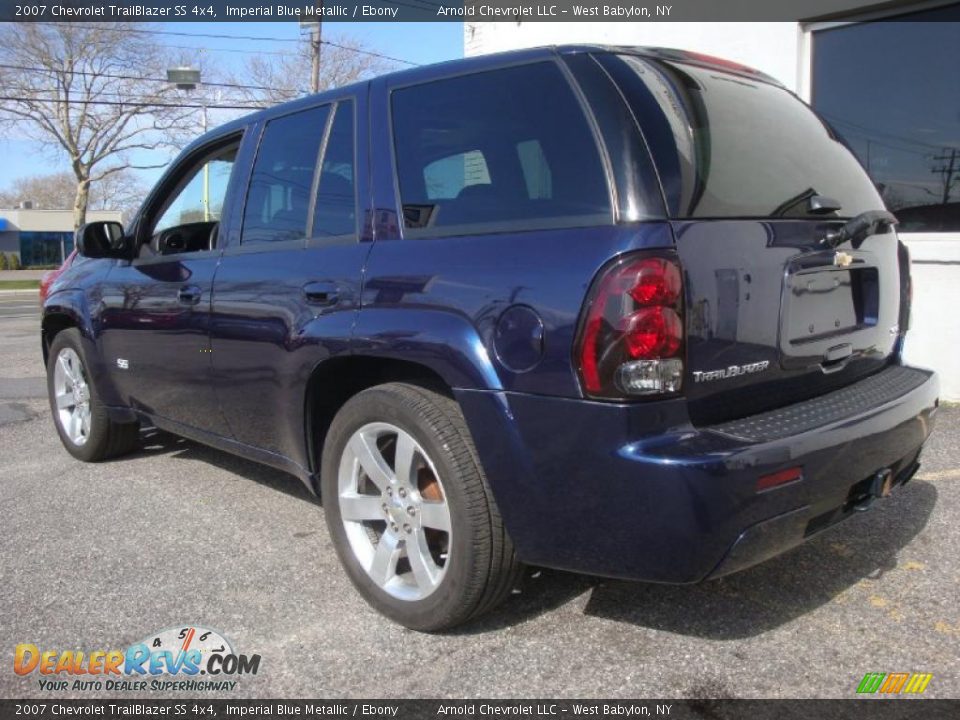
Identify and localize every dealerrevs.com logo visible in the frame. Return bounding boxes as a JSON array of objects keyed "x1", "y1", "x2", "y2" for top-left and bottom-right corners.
[{"x1": 14, "y1": 625, "x2": 261, "y2": 692}]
